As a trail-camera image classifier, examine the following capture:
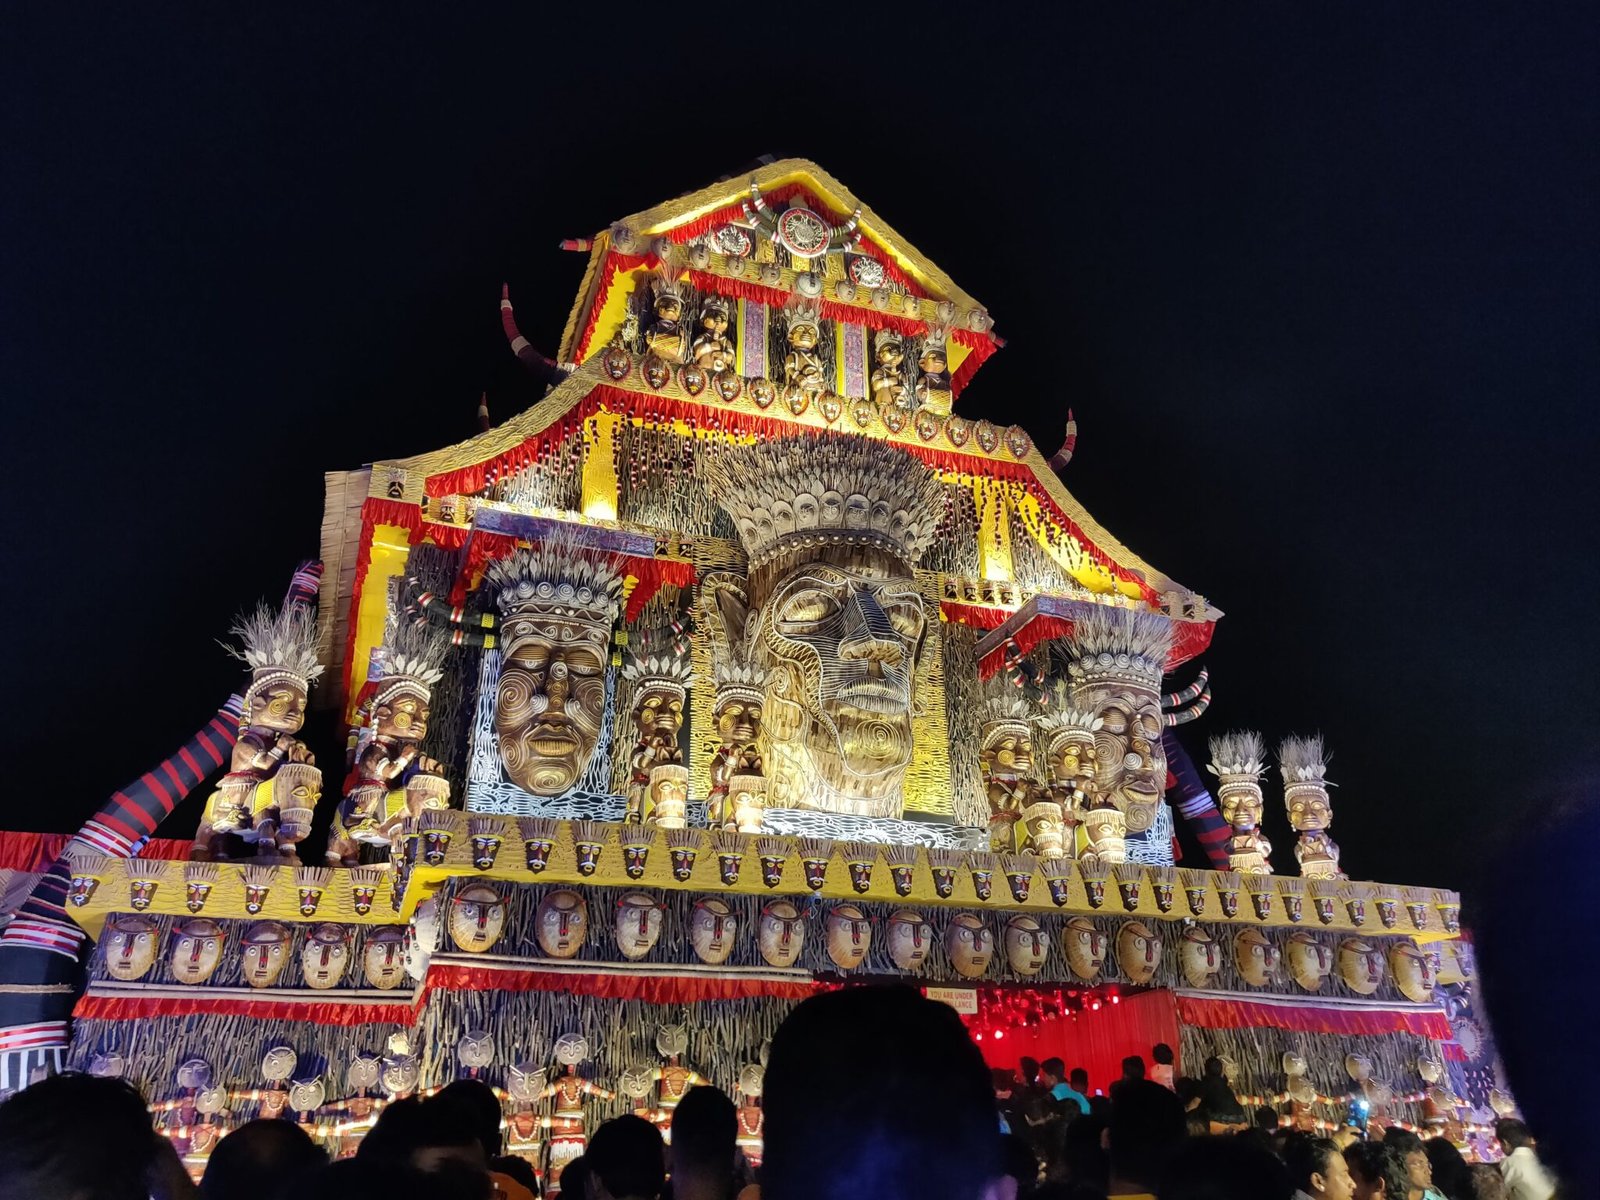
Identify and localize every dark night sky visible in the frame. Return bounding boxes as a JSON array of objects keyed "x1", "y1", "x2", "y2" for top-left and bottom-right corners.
[{"x1": 2, "y1": 7, "x2": 1595, "y2": 903}]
